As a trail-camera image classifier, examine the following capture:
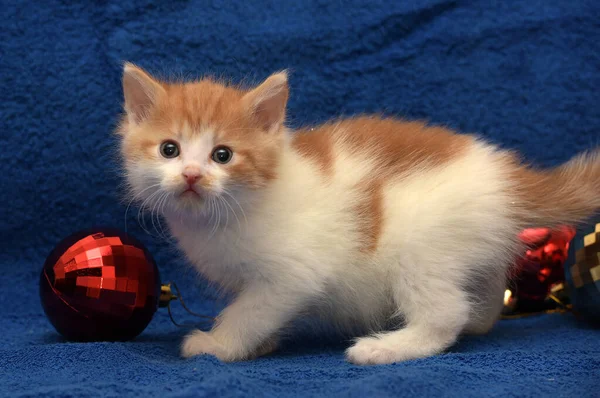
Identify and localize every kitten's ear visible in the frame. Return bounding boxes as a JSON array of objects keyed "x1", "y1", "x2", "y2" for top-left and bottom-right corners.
[
  {"x1": 242, "y1": 71, "x2": 289, "y2": 132},
  {"x1": 122, "y1": 63, "x2": 165, "y2": 125}
]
